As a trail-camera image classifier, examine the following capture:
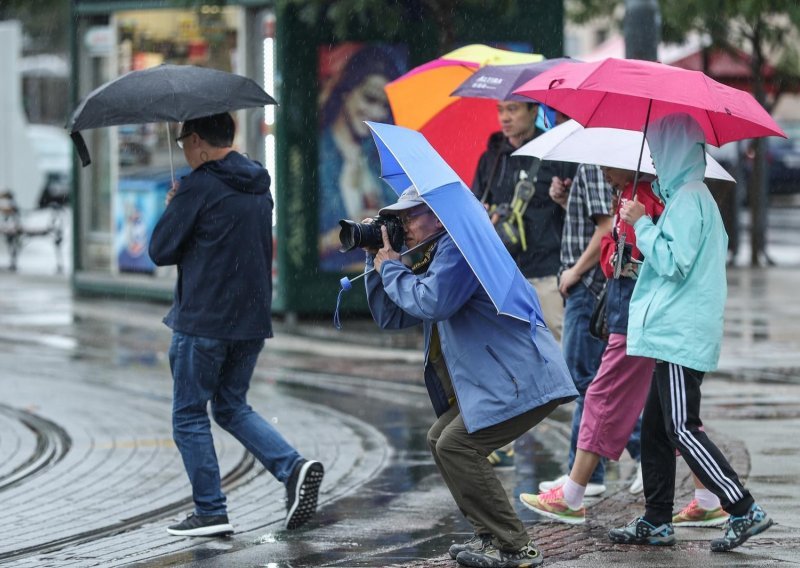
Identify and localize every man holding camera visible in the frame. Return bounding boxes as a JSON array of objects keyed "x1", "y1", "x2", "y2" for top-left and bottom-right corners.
[{"x1": 363, "y1": 185, "x2": 577, "y2": 568}]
